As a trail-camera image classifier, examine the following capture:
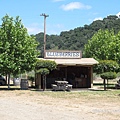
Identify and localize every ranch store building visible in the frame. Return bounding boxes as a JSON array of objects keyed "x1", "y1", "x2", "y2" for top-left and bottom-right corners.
[{"x1": 35, "y1": 50, "x2": 98, "y2": 89}]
